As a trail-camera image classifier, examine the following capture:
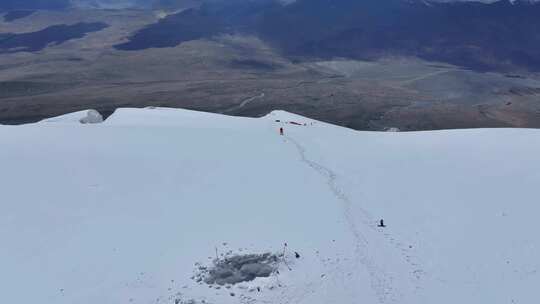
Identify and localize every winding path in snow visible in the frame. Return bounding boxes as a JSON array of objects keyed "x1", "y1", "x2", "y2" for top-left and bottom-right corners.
[
  {"x1": 285, "y1": 133, "x2": 424, "y2": 303},
  {"x1": 222, "y1": 93, "x2": 266, "y2": 113}
]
